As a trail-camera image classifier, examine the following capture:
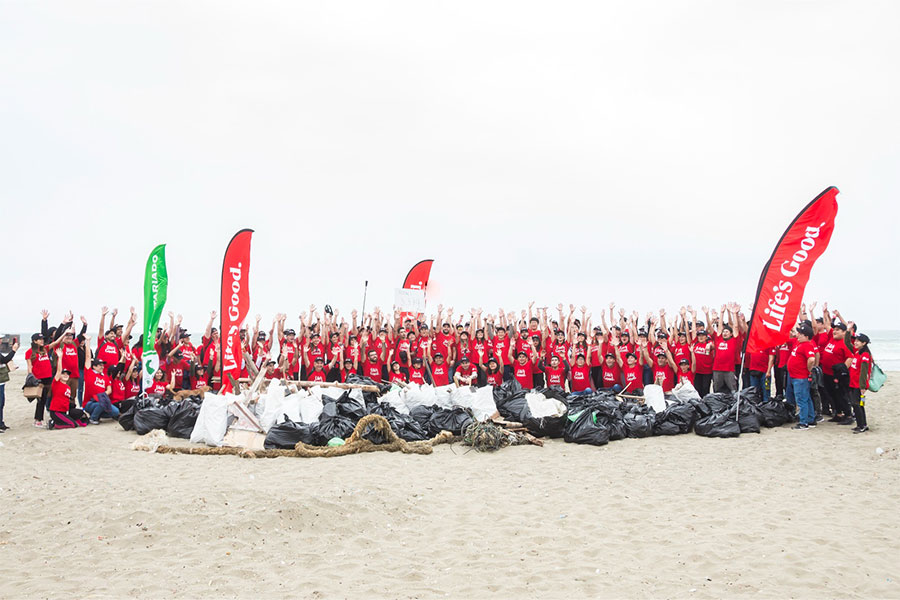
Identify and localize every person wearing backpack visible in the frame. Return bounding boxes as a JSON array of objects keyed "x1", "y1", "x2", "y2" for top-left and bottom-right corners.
[{"x1": 847, "y1": 333, "x2": 873, "y2": 433}]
